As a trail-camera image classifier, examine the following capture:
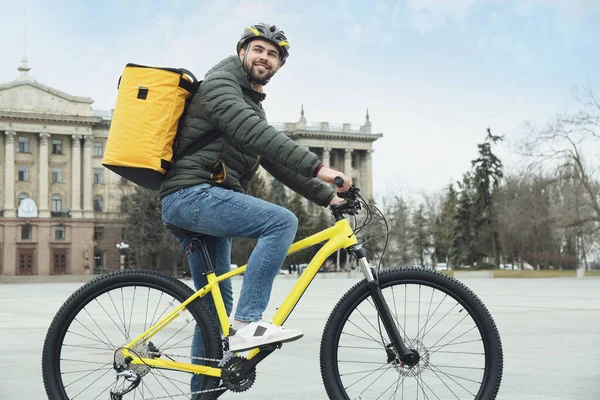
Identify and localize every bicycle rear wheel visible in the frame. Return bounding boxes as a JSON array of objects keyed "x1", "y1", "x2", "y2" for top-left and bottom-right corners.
[
  {"x1": 42, "y1": 269, "x2": 222, "y2": 400},
  {"x1": 320, "y1": 267, "x2": 503, "y2": 400}
]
